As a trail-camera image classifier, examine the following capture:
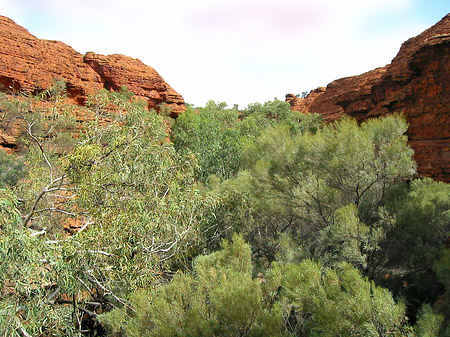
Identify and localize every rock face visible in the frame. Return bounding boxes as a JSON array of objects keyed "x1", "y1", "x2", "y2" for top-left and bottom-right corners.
[
  {"x1": 287, "y1": 14, "x2": 450, "y2": 182},
  {"x1": 0, "y1": 15, "x2": 185, "y2": 114},
  {"x1": 0, "y1": 16, "x2": 103, "y2": 102},
  {"x1": 84, "y1": 52, "x2": 185, "y2": 117}
]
